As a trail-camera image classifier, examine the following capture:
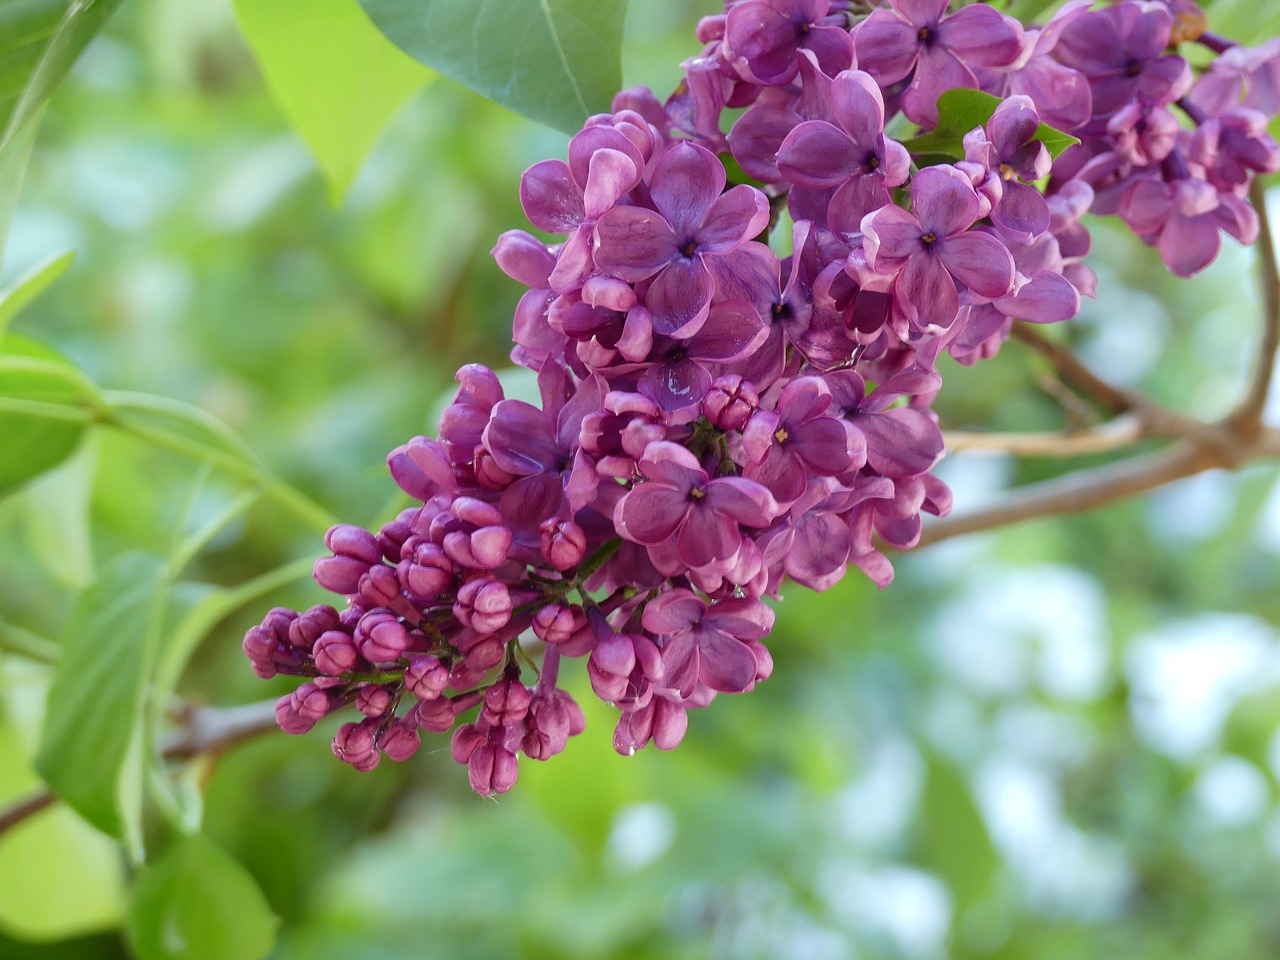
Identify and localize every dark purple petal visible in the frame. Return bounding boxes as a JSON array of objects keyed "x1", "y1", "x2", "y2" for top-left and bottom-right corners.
[
  {"x1": 650, "y1": 141, "x2": 727, "y2": 236},
  {"x1": 646, "y1": 257, "x2": 714, "y2": 337},
  {"x1": 991, "y1": 180, "x2": 1051, "y2": 241},
  {"x1": 704, "y1": 476, "x2": 778, "y2": 526},
  {"x1": 996, "y1": 268, "x2": 1079, "y2": 323},
  {"x1": 861, "y1": 205, "x2": 923, "y2": 269},
  {"x1": 855, "y1": 10, "x2": 923, "y2": 84},
  {"x1": 792, "y1": 418, "x2": 855, "y2": 475},
  {"x1": 777, "y1": 121, "x2": 858, "y2": 189},
  {"x1": 483, "y1": 400, "x2": 559, "y2": 475},
  {"x1": 936, "y1": 3, "x2": 1023, "y2": 66},
  {"x1": 643, "y1": 588, "x2": 707, "y2": 635},
  {"x1": 911, "y1": 165, "x2": 981, "y2": 239},
  {"x1": 618, "y1": 484, "x2": 690, "y2": 543},
  {"x1": 937, "y1": 232, "x2": 1016, "y2": 298},
  {"x1": 521, "y1": 159, "x2": 584, "y2": 233},
  {"x1": 896, "y1": 252, "x2": 960, "y2": 330},
  {"x1": 697, "y1": 628, "x2": 758, "y2": 693},
  {"x1": 593, "y1": 206, "x2": 679, "y2": 282},
  {"x1": 858, "y1": 408, "x2": 944, "y2": 476},
  {"x1": 831, "y1": 70, "x2": 886, "y2": 148},
  {"x1": 901, "y1": 46, "x2": 976, "y2": 127},
  {"x1": 689, "y1": 300, "x2": 768, "y2": 362},
  {"x1": 679, "y1": 501, "x2": 741, "y2": 567},
  {"x1": 698, "y1": 184, "x2": 771, "y2": 253}
]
